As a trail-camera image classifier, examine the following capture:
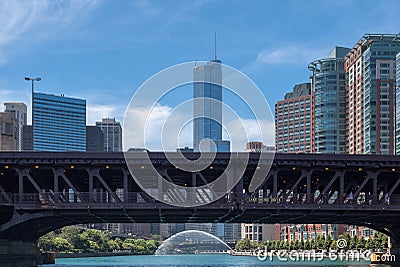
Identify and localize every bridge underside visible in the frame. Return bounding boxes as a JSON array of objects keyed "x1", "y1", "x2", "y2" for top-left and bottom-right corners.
[
  {"x1": 1, "y1": 203, "x2": 400, "y2": 243},
  {"x1": 1, "y1": 152, "x2": 400, "y2": 245}
]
